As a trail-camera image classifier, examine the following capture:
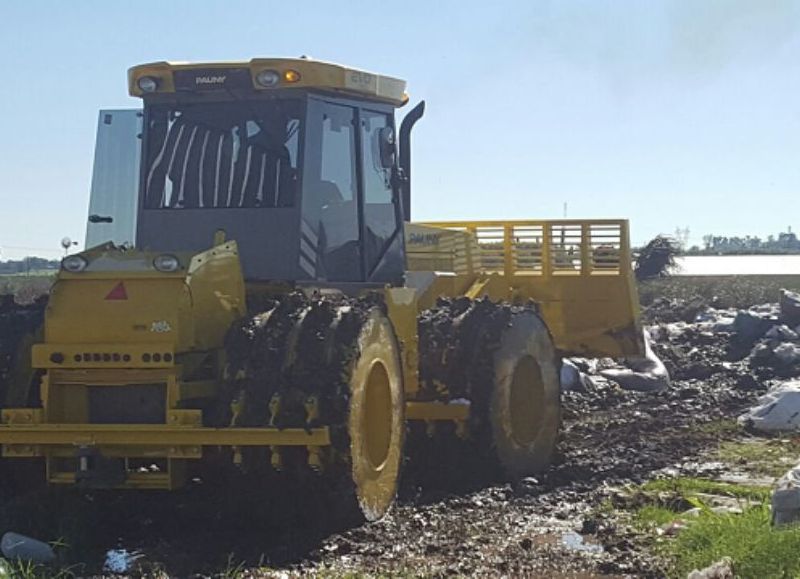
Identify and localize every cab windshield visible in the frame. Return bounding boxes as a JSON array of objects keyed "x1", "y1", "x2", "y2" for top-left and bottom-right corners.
[{"x1": 142, "y1": 99, "x2": 302, "y2": 209}]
